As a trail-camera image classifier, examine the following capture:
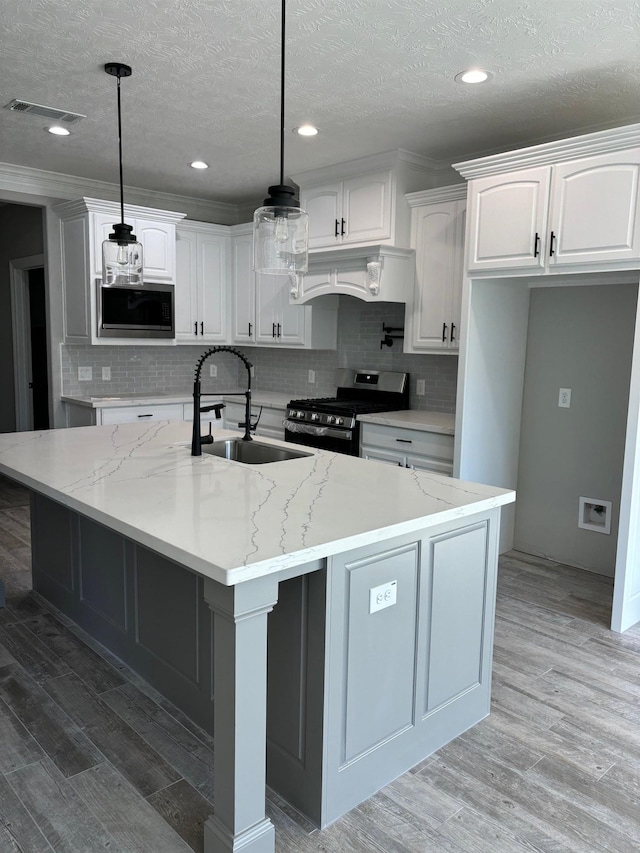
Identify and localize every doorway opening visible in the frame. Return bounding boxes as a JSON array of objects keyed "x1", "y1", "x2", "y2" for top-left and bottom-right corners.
[{"x1": 10, "y1": 255, "x2": 50, "y2": 430}]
